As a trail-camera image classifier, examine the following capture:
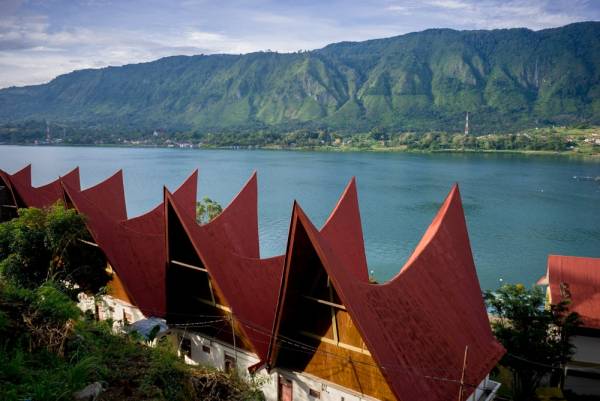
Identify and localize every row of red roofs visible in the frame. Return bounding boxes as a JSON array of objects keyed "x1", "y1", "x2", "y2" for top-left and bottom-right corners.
[{"x1": 1, "y1": 164, "x2": 597, "y2": 401}]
